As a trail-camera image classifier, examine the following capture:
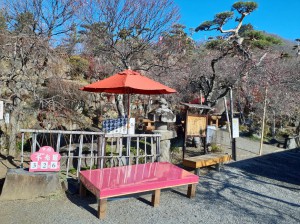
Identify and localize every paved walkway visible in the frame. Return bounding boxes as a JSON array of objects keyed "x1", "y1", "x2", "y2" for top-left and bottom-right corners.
[{"x1": 214, "y1": 130, "x2": 286, "y2": 160}]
